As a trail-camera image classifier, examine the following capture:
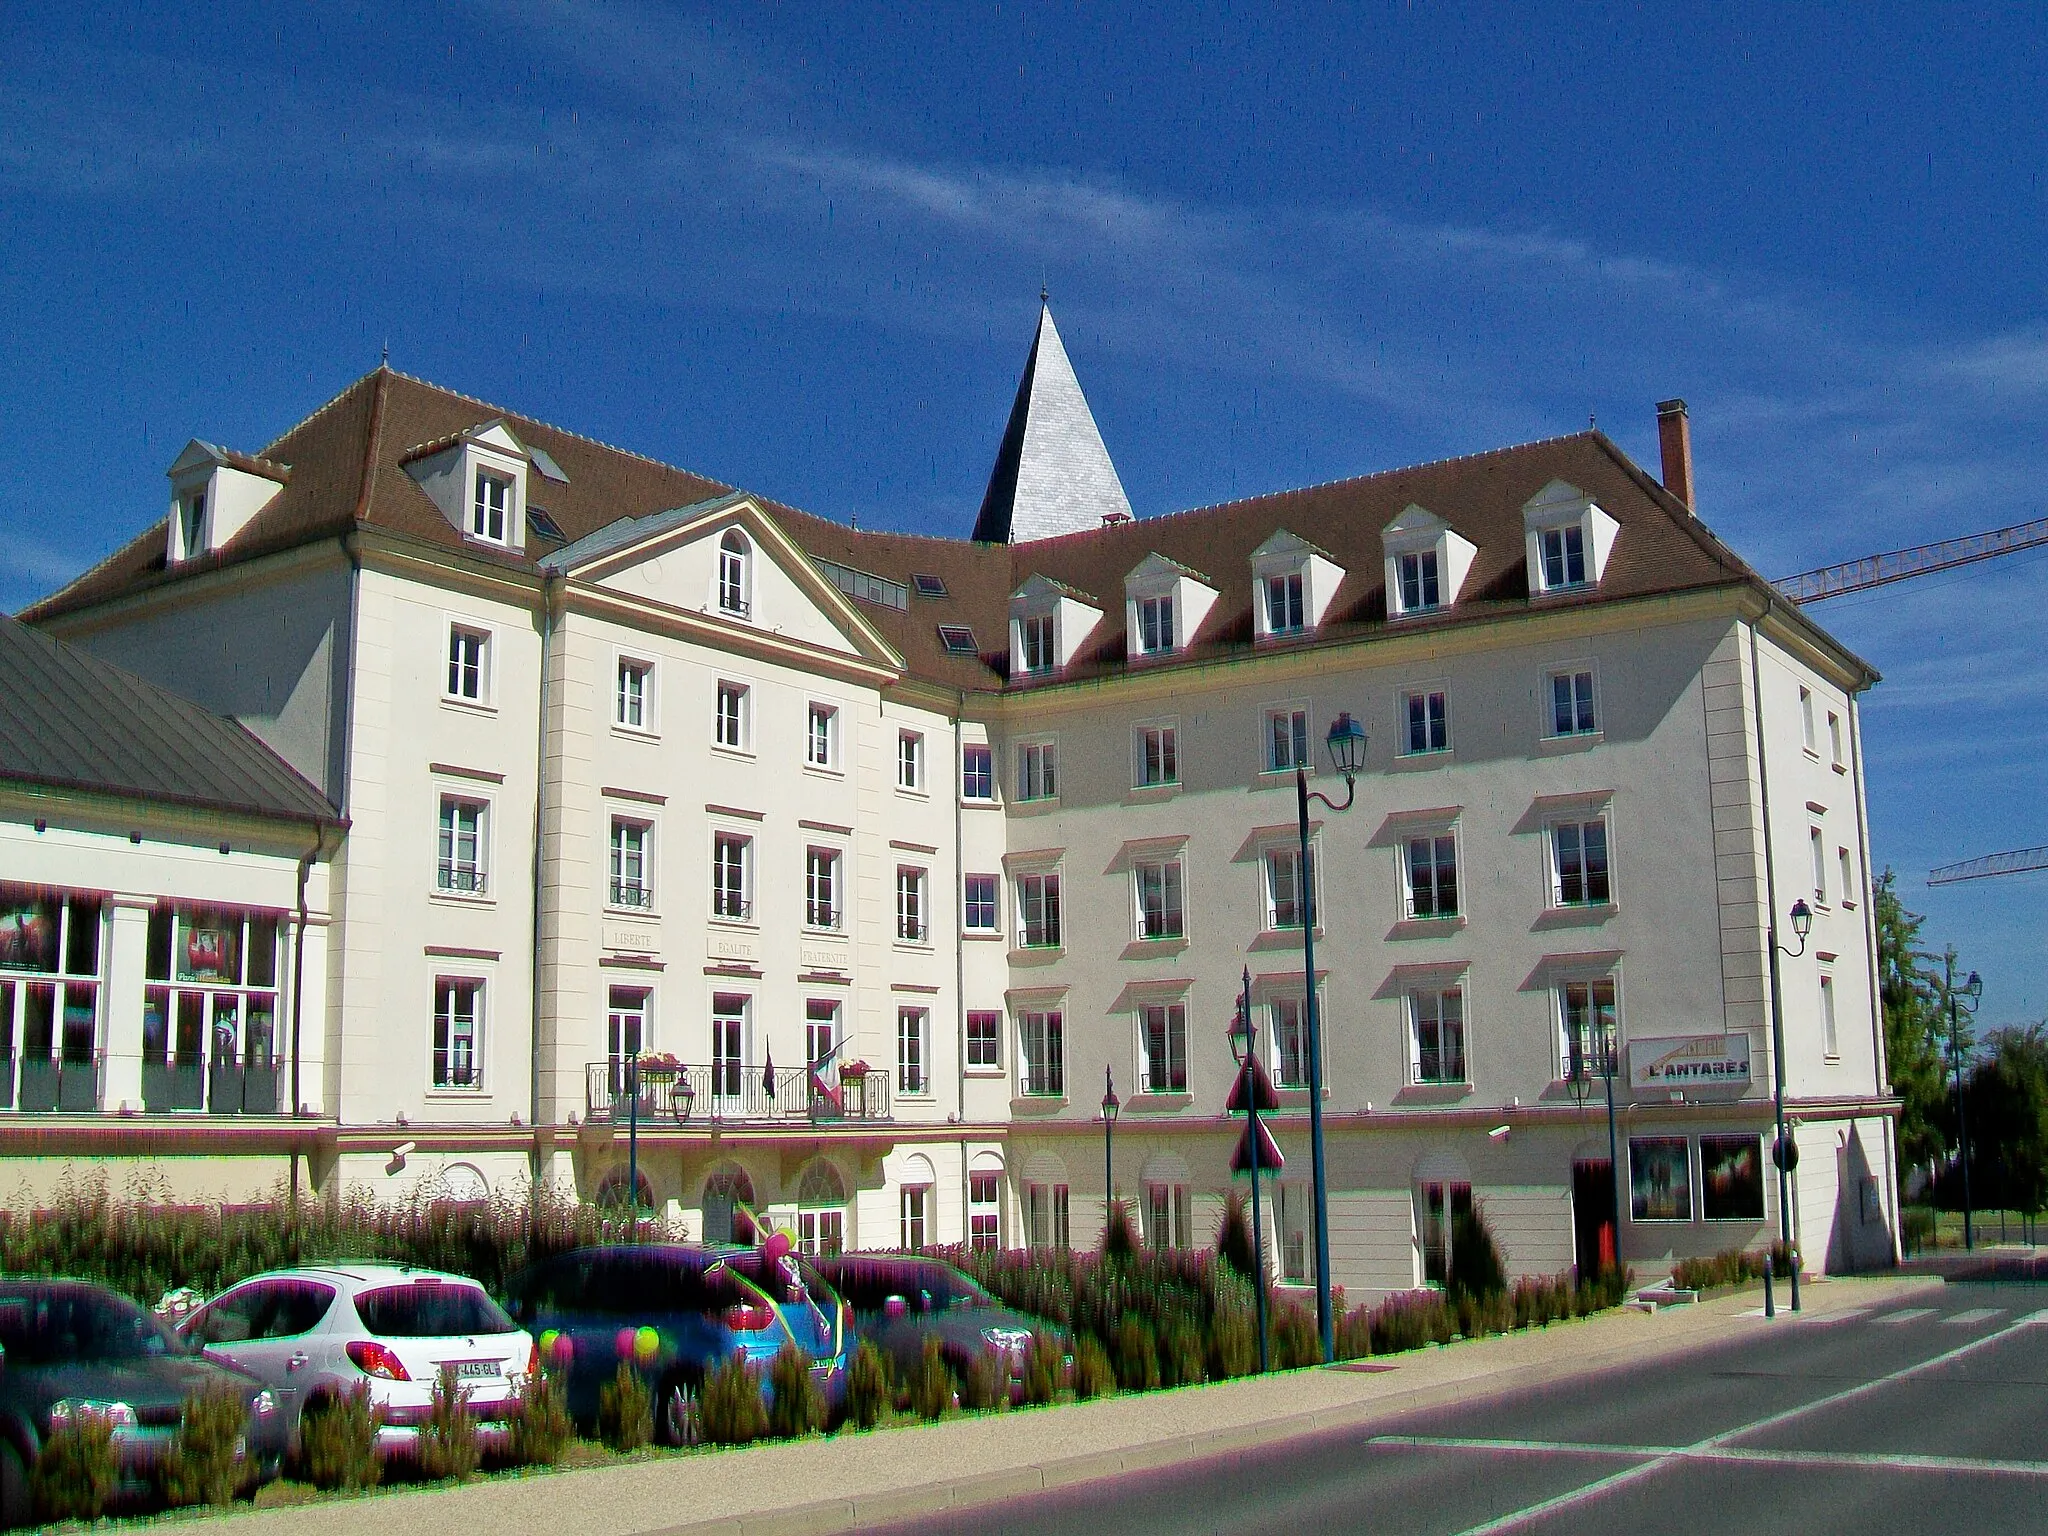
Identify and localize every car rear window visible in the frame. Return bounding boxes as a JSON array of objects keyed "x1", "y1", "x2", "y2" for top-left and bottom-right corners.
[
  {"x1": 820, "y1": 1258, "x2": 986, "y2": 1311},
  {"x1": 353, "y1": 1282, "x2": 515, "y2": 1338}
]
